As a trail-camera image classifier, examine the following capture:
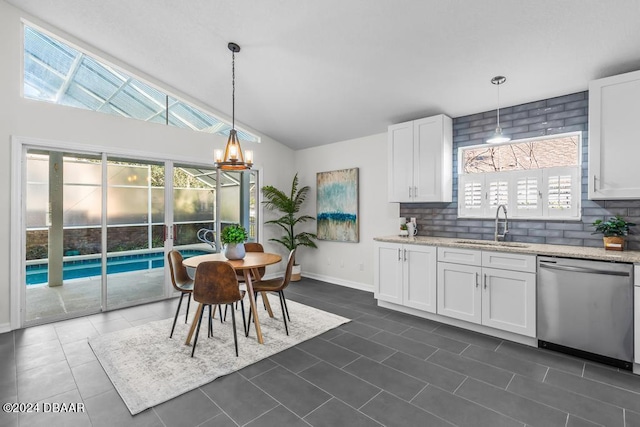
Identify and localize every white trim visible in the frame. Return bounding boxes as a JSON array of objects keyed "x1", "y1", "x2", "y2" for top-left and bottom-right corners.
[
  {"x1": 10, "y1": 137, "x2": 24, "y2": 330},
  {"x1": 0, "y1": 323, "x2": 12, "y2": 334},
  {"x1": 302, "y1": 272, "x2": 373, "y2": 292}
]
